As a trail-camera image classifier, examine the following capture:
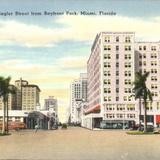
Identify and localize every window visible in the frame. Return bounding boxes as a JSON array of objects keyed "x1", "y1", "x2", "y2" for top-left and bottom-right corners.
[
  {"x1": 151, "y1": 84, "x2": 157, "y2": 89},
  {"x1": 116, "y1": 36, "x2": 119, "y2": 42},
  {"x1": 124, "y1": 71, "x2": 131, "y2": 76},
  {"x1": 143, "y1": 61, "x2": 146, "y2": 66},
  {"x1": 152, "y1": 92, "x2": 158, "y2": 97},
  {"x1": 116, "y1": 88, "x2": 119, "y2": 93},
  {"x1": 143, "y1": 54, "x2": 146, "y2": 58},
  {"x1": 125, "y1": 46, "x2": 131, "y2": 51},
  {"x1": 125, "y1": 54, "x2": 131, "y2": 59},
  {"x1": 151, "y1": 69, "x2": 157, "y2": 74},
  {"x1": 125, "y1": 79, "x2": 131, "y2": 85},
  {"x1": 104, "y1": 45, "x2": 111, "y2": 50},
  {"x1": 104, "y1": 88, "x2": 111, "y2": 93},
  {"x1": 116, "y1": 46, "x2": 119, "y2": 51},
  {"x1": 139, "y1": 54, "x2": 142, "y2": 58},
  {"x1": 104, "y1": 71, "x2": 111, "y2": 76},
  {"x1": 104, "y1": 79, "x2": 111, "y2": 85},
  {"x1": 151, "y1": 46, "x2": 156, "y2": 51},
  {"x1": 124, "y1": 96, "x2": 127, "y2": 101},
  {"x1": 104, "y1": 54, "x2": 111, "y2": 59},
  {"x1": 151, "y1": 53, "x2": 157, "y2": 58},
  {"x1": 116, "y1": 71, "x2": 119, "y2": 76},
  {"x1": 104, "y1": 62, "x2": 111, "y2": 67},
  {"x1": 116, "y1": 54, "x2": 119, "y2": 59},
  {"x1": 116, "y1": 62, "x2": 119, "y2": 68},
  {"x1": 105, "y1": 36, "x2": 110, "y2": 42},
  {"x1": 125, "y1": 36, "x2": 131, "y2": 43},
  {"x1": 143, "y1": 46, "x2": 146, "y2": 50},
  {"x1": 104, "y1": 96, "x2": 111, "y2": 101},
  {"x1": 151, "y1": 61, "x2": 157, "y2": 66},
  {"x1": 125, "y1": 62, "x2": 131, "y2": 68},
  {"x1": 151, "y1": 76, "x2": 157, "y2": 81},
  {"x1": 139, "y1": 61, "x2": 142, "y2": 66},
  {"x1": 116, "y1": 79, "x2": 119, "y2": 85},
  {"x1": 124, "y1": 88, "x2": 132, "y2": 93},
  {"x1": 139, "y1": 46, "x2": 142, "y2": 50},
  {"x1": 116, "y1": 97, "x2": 119, "y2": 101}
]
